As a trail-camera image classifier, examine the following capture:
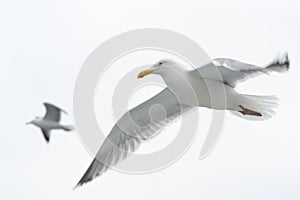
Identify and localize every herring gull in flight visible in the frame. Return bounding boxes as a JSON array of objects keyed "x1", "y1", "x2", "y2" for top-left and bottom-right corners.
[
  {"x1": 26, "y1": 103, "x2": 74, "y2": 143},
  {"x1": 76, "y1": 53, "x2": 289, "y2": 187}
]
